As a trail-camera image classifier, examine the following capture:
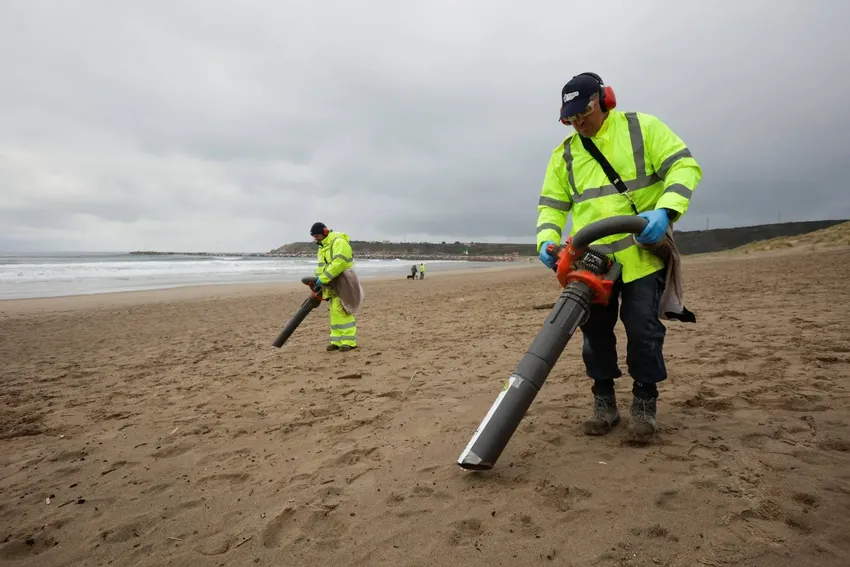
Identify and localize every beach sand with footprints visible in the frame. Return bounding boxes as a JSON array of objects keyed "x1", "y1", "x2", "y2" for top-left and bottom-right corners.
[{"x1": 2, "y1": 234, "x2": 850, "y2": 566}]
